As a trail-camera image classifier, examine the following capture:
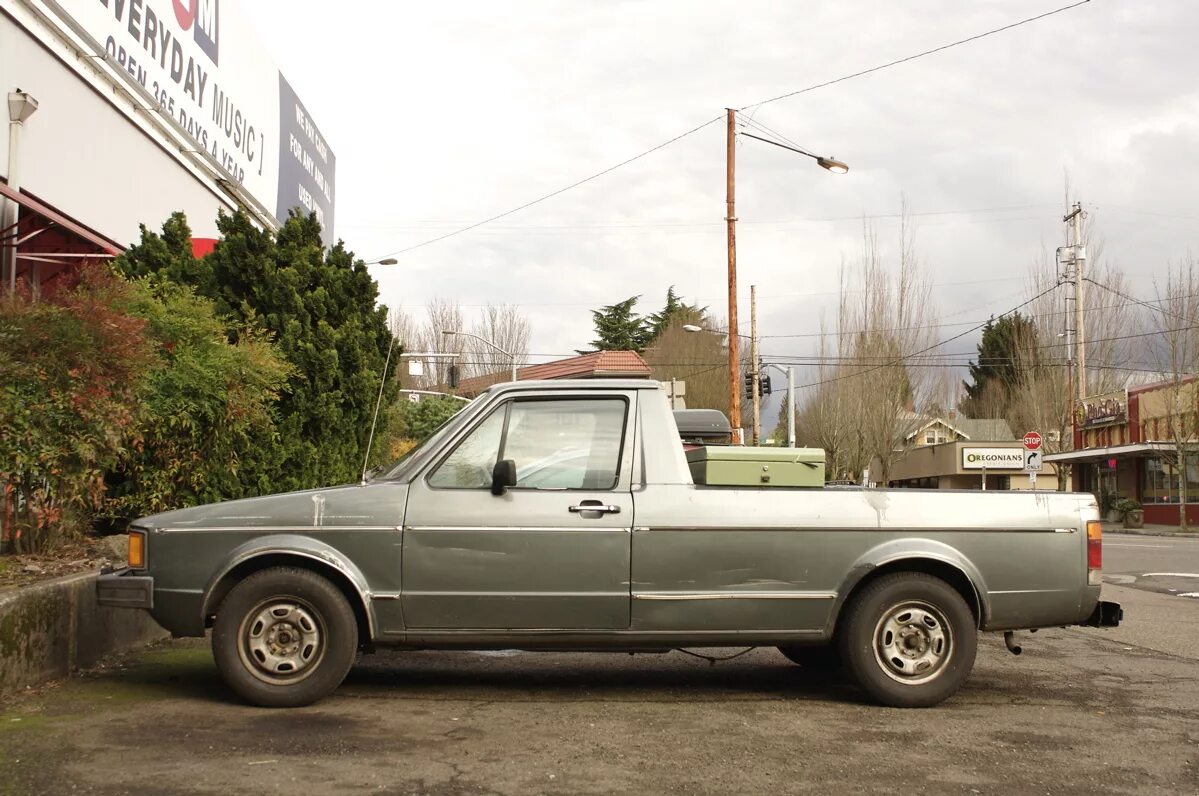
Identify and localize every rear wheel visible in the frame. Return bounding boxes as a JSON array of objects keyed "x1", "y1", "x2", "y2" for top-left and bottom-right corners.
[
  {"x1": 212, "y1": 567, "x2": 358, "y2": 708},
  {"x1": 837, "y1": 572, "x2": 976, "y2": 708}
]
